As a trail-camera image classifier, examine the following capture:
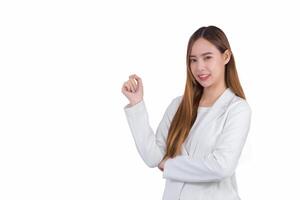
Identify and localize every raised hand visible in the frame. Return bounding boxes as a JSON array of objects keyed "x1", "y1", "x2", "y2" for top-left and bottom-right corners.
[{"x1": 121, "y1": 74, "x2": 144, "y2": 106}]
